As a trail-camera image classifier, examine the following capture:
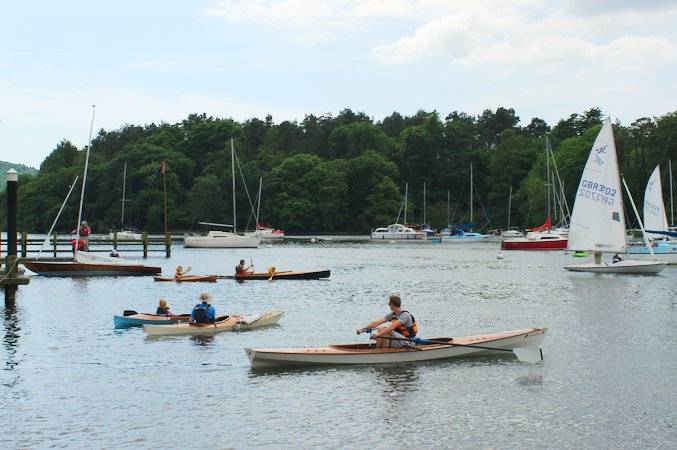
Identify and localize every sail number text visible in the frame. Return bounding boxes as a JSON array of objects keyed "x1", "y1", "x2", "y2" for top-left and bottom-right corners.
[{"x1": 579, "y1": 179, "x2": 616, "y2": 205}]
